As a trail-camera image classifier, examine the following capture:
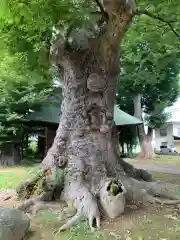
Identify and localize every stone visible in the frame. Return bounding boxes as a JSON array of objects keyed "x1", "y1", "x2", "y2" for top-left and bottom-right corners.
[{"x1": 0, "y1": 208, "x2": 30, "y2": 240}]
